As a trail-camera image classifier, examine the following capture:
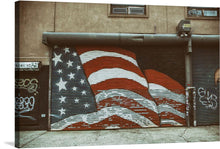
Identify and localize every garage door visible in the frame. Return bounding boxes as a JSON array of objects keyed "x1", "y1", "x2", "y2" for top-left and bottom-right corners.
[
  {"x1": 50, "y1": 45, "x2": 186, "y2": 130},
  {"x1": 192, "y1": 45, "x2": 219, "y2": 125}
]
